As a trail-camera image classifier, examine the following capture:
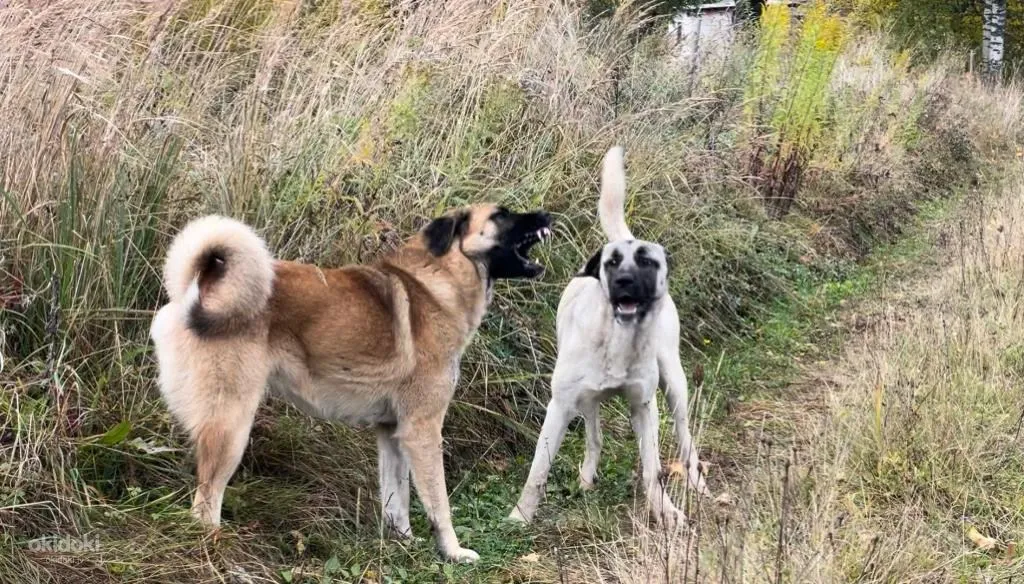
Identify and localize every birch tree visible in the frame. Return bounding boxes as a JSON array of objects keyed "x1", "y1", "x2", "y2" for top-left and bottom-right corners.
[{"x1": 983, "y1": 0, "x2": 1007, "y2": 77}]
